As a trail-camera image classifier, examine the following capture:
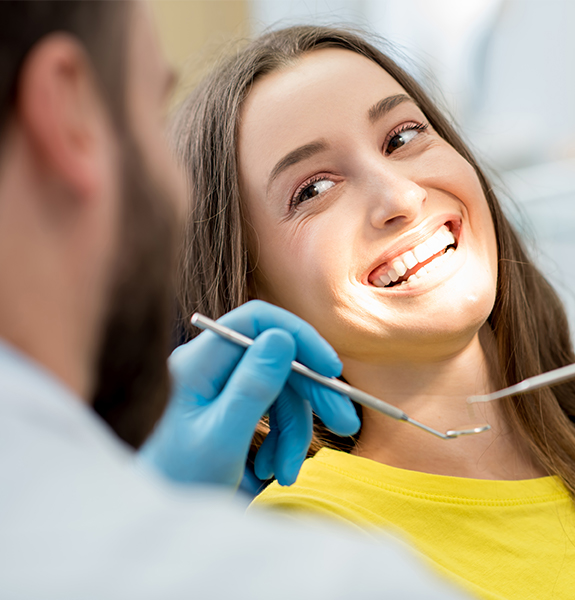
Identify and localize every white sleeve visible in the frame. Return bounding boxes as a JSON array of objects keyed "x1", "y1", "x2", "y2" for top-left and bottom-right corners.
[{"x1": 0, "y1": 374, "x2": 470, "y2": 600}]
